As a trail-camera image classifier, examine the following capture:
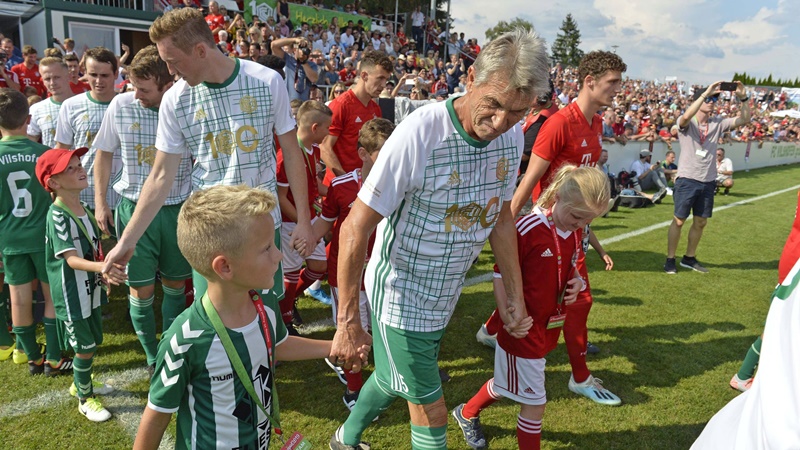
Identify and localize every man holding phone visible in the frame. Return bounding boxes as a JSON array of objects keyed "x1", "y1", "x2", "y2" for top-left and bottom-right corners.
[{"x1": 664, "y1": 81, "x2": 750, "y2": 274}]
